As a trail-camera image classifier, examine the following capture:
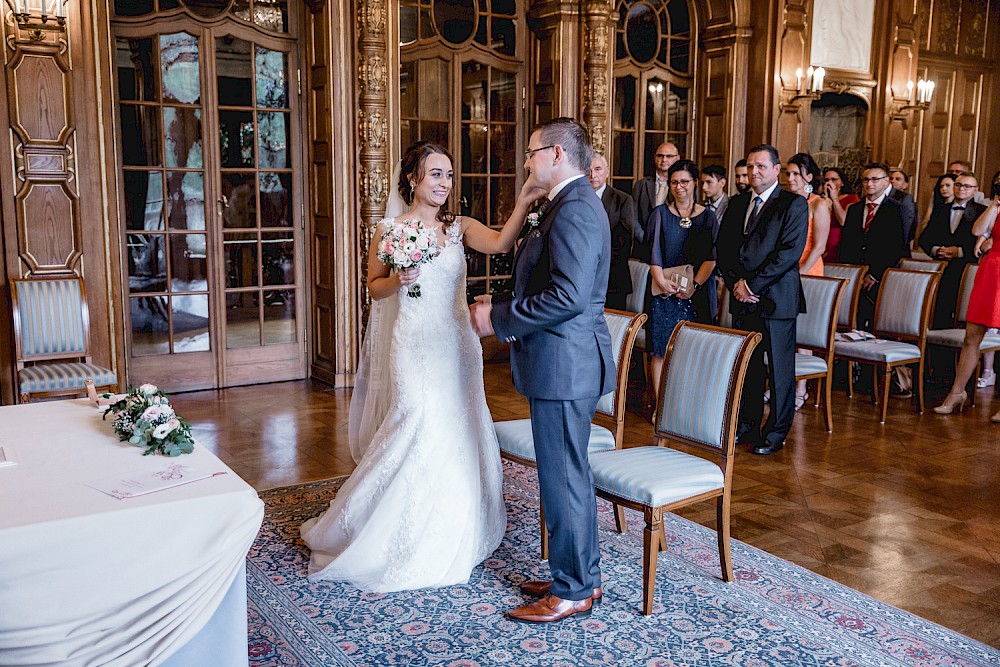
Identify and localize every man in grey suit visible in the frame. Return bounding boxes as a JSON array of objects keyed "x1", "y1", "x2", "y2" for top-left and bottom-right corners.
[
  {"x1": 470, "y1": 117, "x2": 615, "y2": 624},
  {"x1": 716, "y1": 145, "x2": 809, "y2": 456}
]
